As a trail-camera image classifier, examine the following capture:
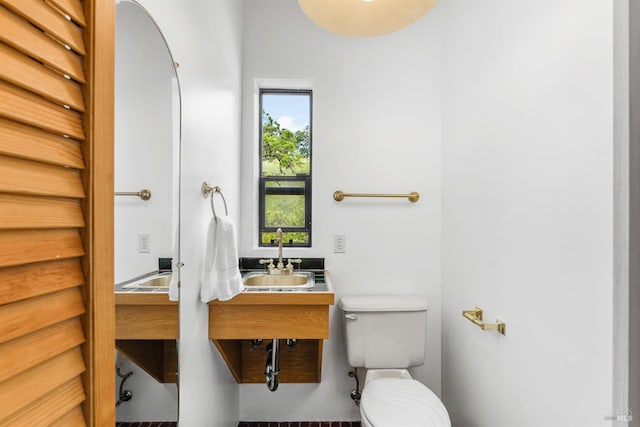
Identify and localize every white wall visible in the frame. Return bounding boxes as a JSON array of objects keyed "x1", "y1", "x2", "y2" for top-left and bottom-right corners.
[
  {"x1": 613, "y1": 0, "x2": 630, "y2": 421},
  {"x1": 135, "y1": 1, "x2": 245, "y2": 425},
  {"x1": 441, "y1": 1, "x2": 614, "y2": 426},
  {"x1": 629, "y1": 1, "x2": 640, "y2": 424},
  {"x1": 239, "y1": 0, "x2": 442, "y2": 421}
]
